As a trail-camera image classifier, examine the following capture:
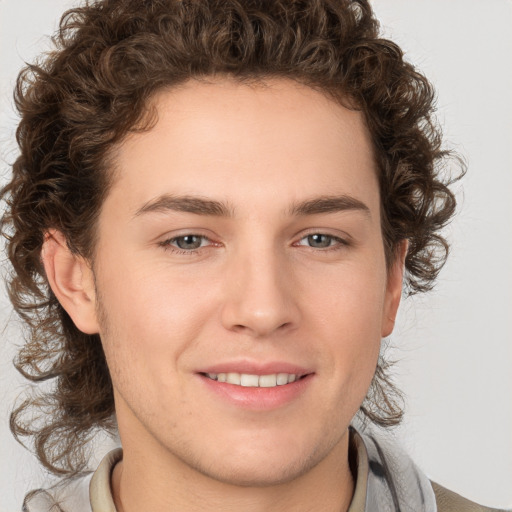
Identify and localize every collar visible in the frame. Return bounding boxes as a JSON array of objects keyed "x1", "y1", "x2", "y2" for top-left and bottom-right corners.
[
  {"x1": 90, "y1": 447, "x2": 121, "y2": 511},
  {"x1": 353, "y1": 428, "x2": 437, "y2": 511}
]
